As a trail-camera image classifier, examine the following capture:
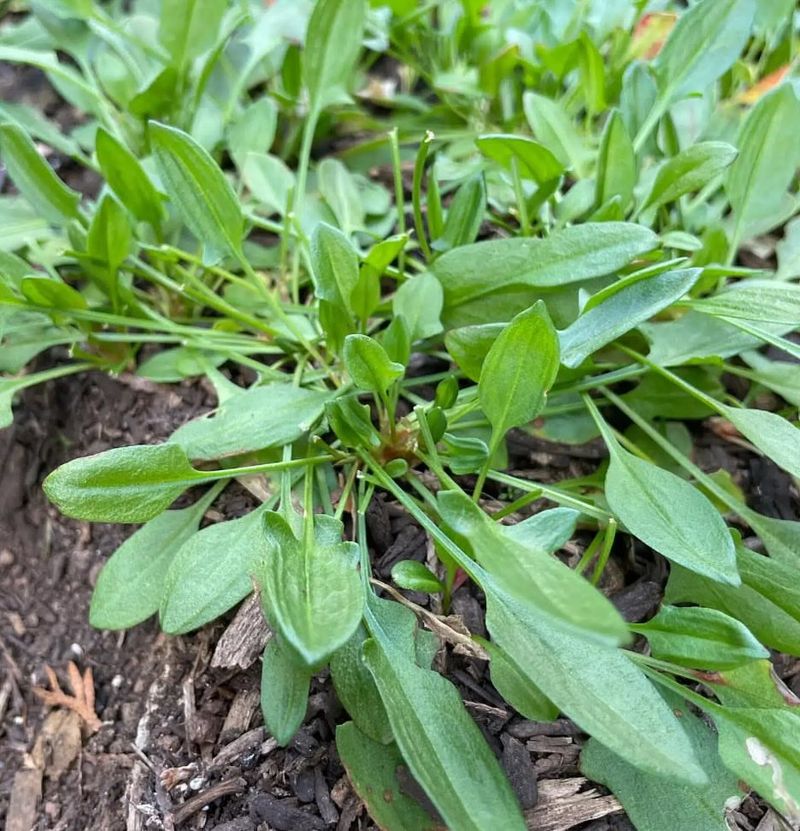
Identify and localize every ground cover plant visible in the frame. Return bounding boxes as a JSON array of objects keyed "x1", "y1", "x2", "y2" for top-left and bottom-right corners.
[{"x1": 1, "y1": 0, "x2": 800, "y2": 827}]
